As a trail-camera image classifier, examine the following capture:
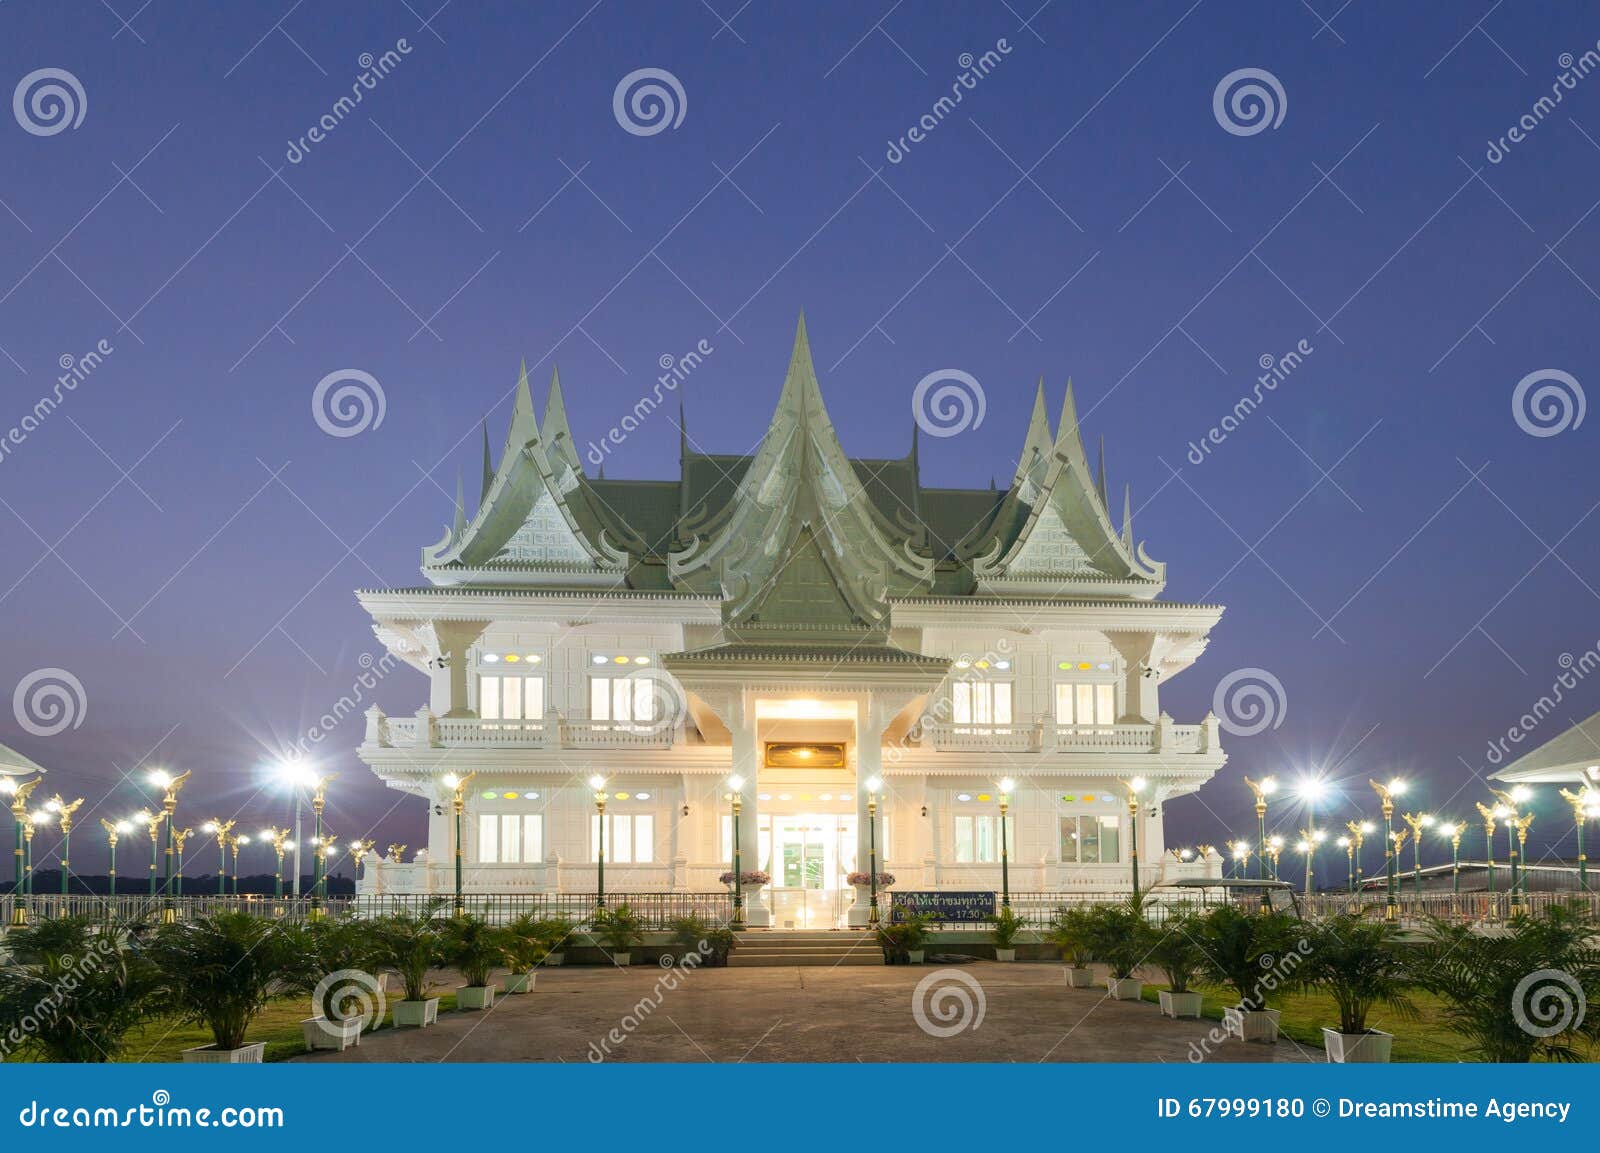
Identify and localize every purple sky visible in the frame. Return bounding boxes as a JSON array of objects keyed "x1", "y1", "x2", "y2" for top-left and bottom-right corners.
[{"x1": 3, "y1": 2, "x2": 1600, "y2": 882}]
